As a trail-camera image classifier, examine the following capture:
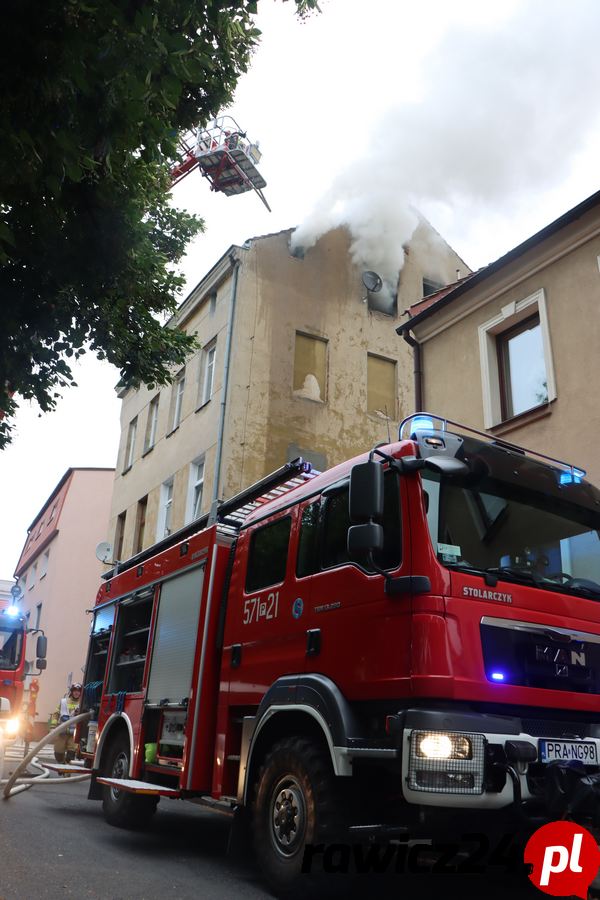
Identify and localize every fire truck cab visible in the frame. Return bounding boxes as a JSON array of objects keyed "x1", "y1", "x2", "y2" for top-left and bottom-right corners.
[{"x1": 82, "y1": 414, "x2": 600, "y2": 893}]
